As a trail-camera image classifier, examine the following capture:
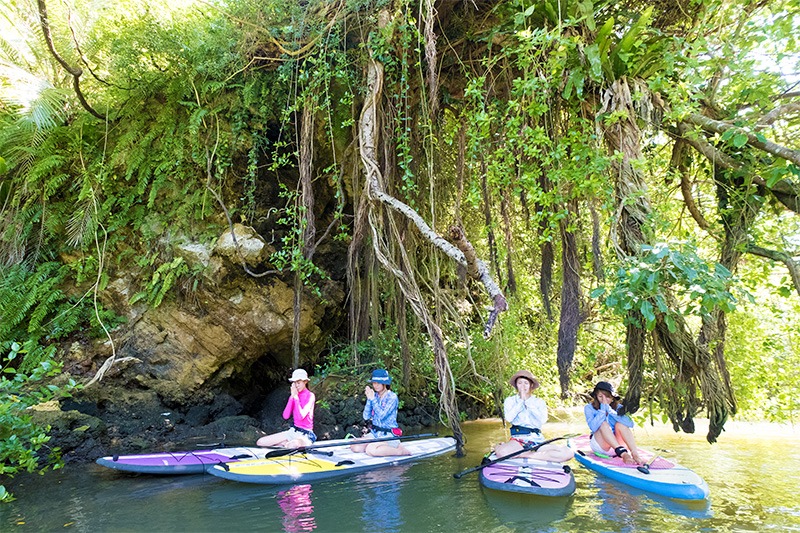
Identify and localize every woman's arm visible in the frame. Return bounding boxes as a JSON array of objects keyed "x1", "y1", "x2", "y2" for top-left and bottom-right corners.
[
  {"x1": 608, "y1": 406, "x2": 634, "y2": 428},
  {"x1": 584, "y1": 403, "x2": 610, "y2": 433},
  {"x1": 503, "y1": 396, "x2": 524, "y2": 424},
  {"x1": 369, "y1": 393, "x2": 399, "y2": 423},
  {"x1": 526, "y1": 397, "x2": 547, "y2": 426},
  {"x1": 297, "y1": 392, "x2": 315, "y2": 419},
  {"x1": 282, "y1": 396, "x2": 296, "y2": 420}
]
